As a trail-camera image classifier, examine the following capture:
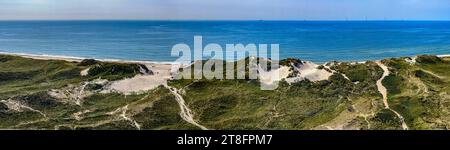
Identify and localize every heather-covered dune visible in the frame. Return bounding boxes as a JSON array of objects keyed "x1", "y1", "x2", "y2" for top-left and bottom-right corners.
[{"x1": 1, "y1": 54, "x2": 449, "y2": 130}]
